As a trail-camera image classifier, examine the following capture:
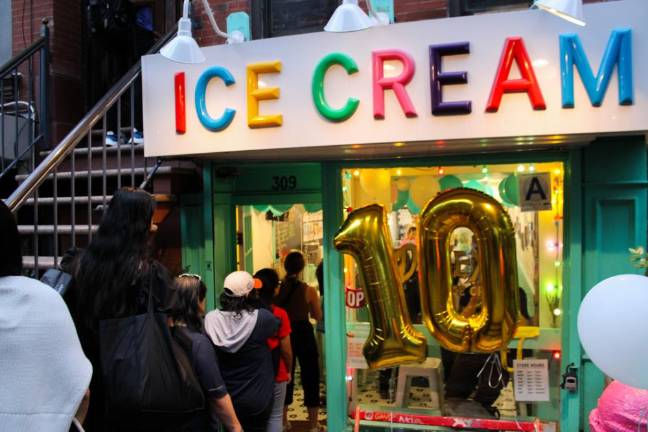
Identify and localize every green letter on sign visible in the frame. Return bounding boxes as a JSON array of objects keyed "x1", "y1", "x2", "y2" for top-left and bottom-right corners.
[{"x1": 312, "y1": 52, "x2": 360, "y2": 122}]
